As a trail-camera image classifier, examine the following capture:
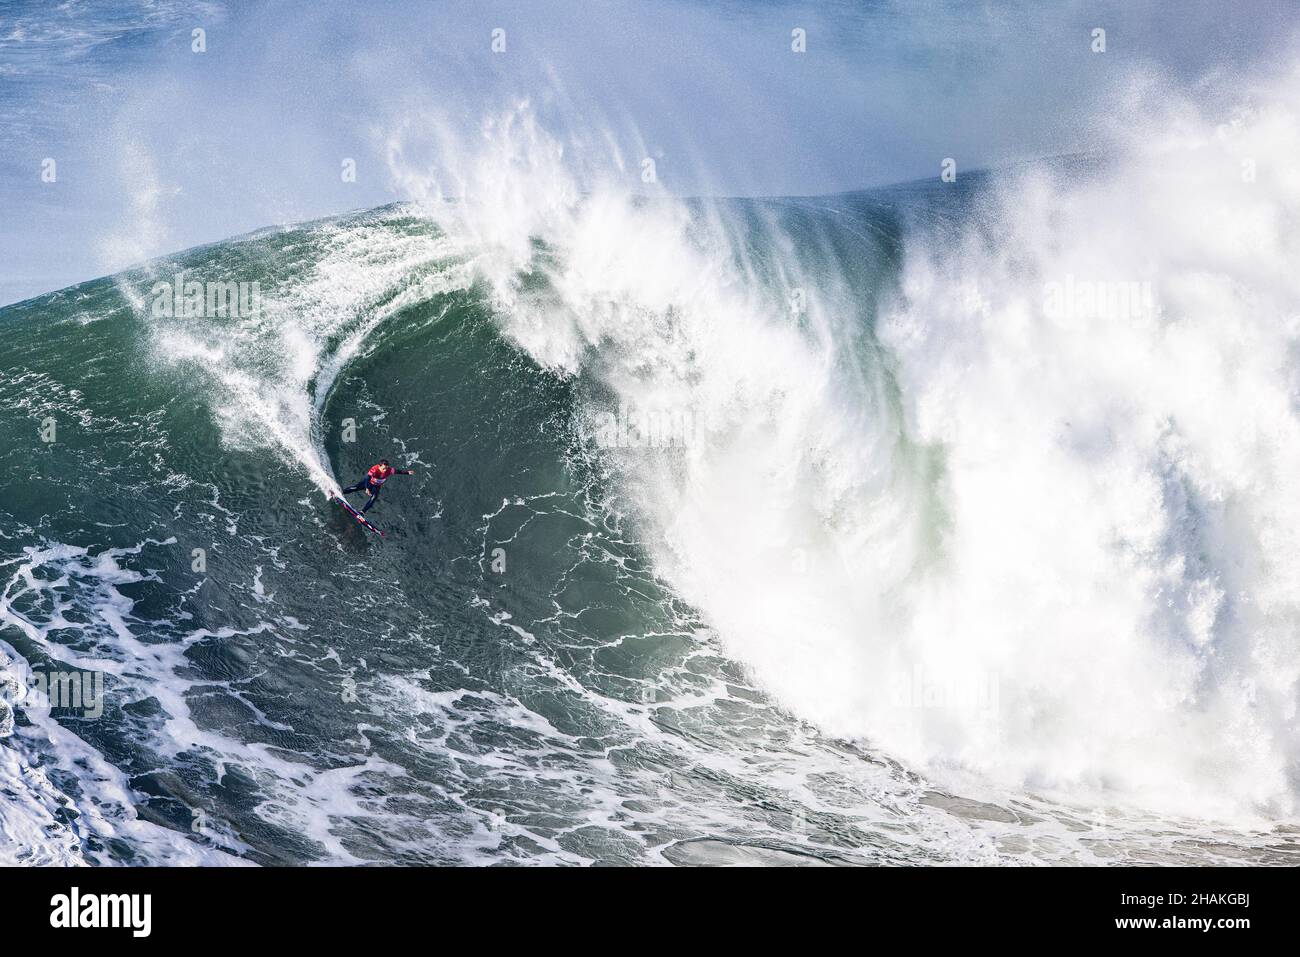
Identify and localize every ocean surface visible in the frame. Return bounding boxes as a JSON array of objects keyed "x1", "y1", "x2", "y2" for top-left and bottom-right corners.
[{"x1": 3, "y1": 109, "x2": 1300, "y2": 865}]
